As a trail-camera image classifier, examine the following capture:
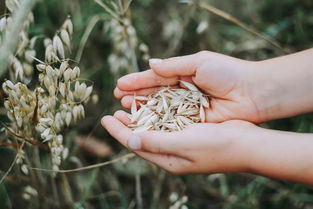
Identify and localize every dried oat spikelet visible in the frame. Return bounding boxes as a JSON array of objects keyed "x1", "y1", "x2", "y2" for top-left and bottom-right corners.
[
  {"x1": 2, "y1": 17, "x2": 93, "y2": 173},
  {"x1": 128, "y1": 81, "x2": 210, "y2": 133},
  {"x1": 108, "y1": 18, "x2": 138, "y2": 75},
  {"x1": 44, "y1": 17, "x2": 73, "y2": 63},
  {"x1": 33, "y1": 17, "x2": 92, "y2": 171},
  {"x1": 1, "y1": 0, "x2": 36, "y2": 82}
]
